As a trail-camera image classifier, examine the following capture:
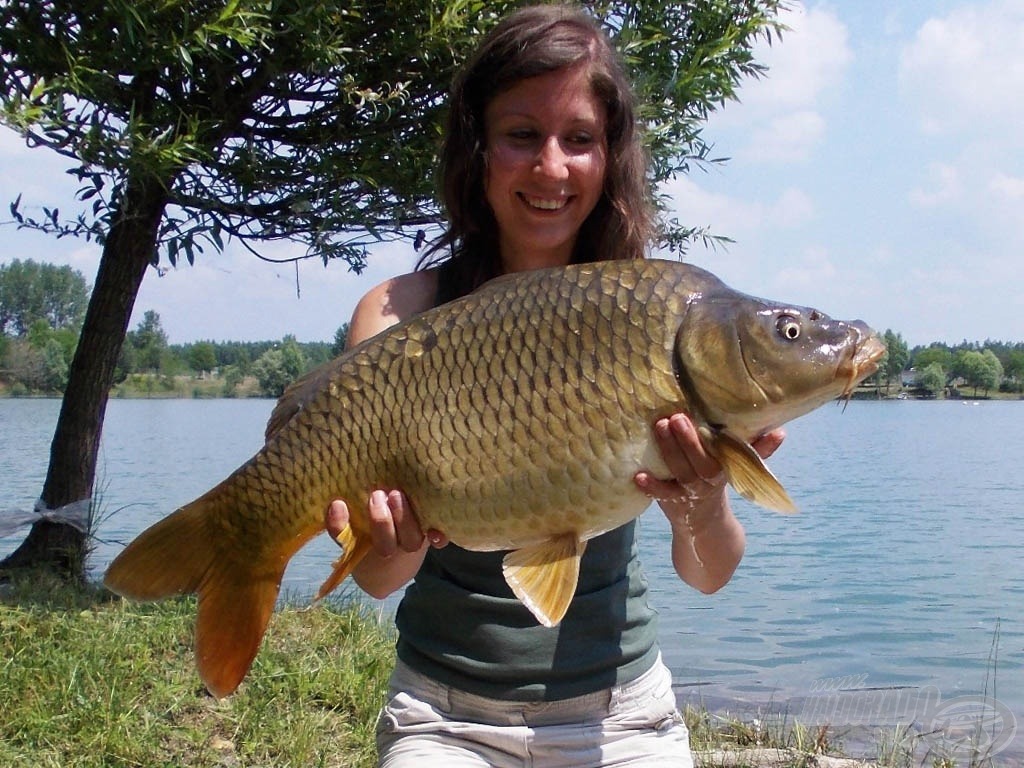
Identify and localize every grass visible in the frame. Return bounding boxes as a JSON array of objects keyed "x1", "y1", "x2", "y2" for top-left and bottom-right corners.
[
  {"x1": 2, "y1": 573, "x2": 1014, "y2": 768},
  {"x1": 0, "y1": 572, "x2": 393, "y2": 767}
]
